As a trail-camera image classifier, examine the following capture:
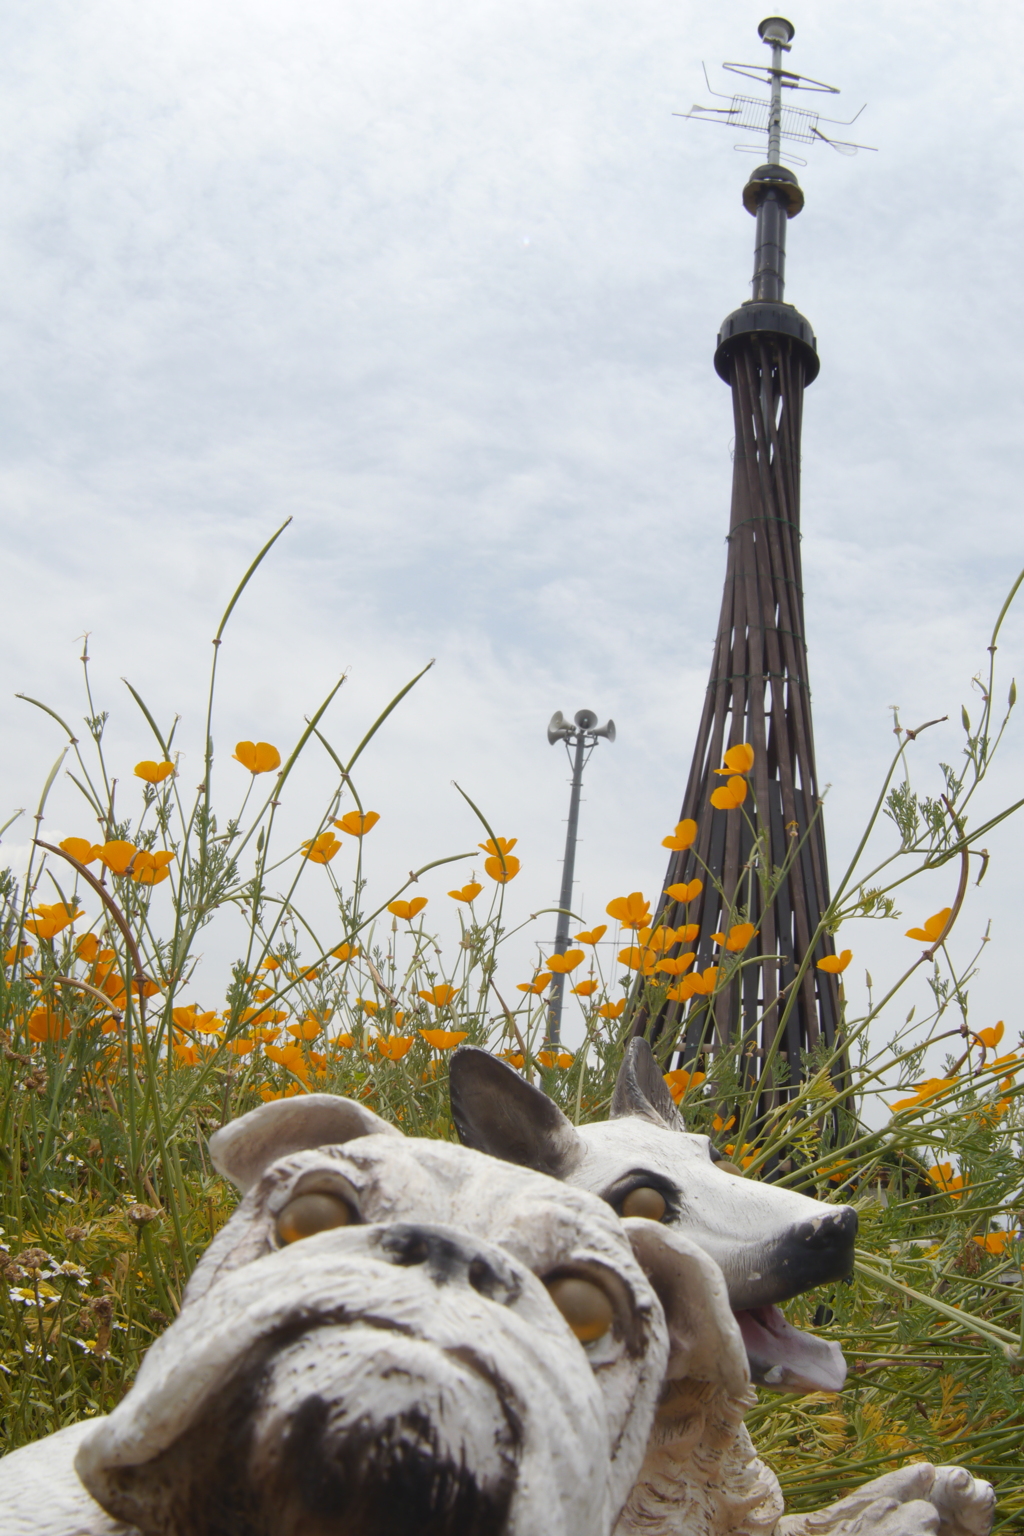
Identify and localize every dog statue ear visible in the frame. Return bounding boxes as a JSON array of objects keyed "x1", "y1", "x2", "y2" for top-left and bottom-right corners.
[
  {"x1": 209, "y1": 1094, "x2": 401, "y2": 1193},
  {"x1": 624, "y1": 1218, "x2": 749, "y2": 1396},
  {"x1": 611, "y1": 1037, "x2": 685, "y2": 1130},
  {"x1": 449, "y1": 1046, "x2": 584, "y2": 1177}
]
